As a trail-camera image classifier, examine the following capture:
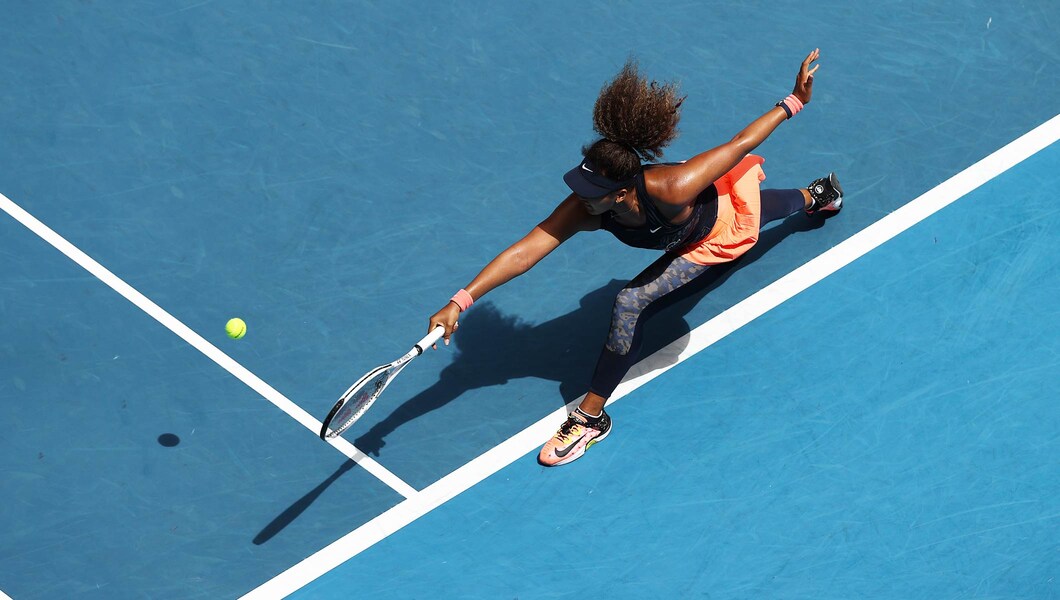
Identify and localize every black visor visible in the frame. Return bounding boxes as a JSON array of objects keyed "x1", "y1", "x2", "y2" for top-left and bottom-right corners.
[{"x1": 563, "y1": 159, "x2": 632, "y2": 198}]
